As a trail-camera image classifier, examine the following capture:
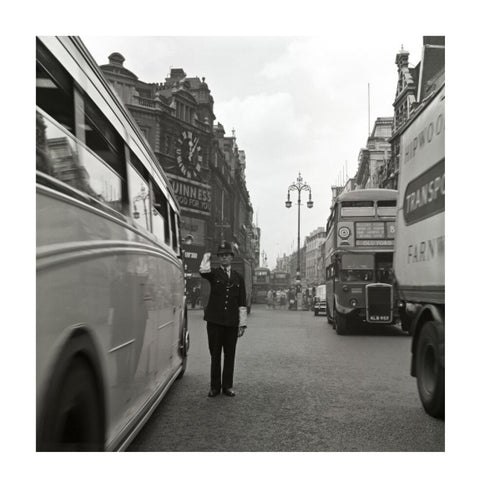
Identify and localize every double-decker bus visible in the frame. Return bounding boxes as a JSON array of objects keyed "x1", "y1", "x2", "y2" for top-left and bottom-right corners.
[
  {"x1": 252, "y1": 267, "x2": 271, "y2": 304},
  {"x1": 324, "y1": 188, "x2": 399, "y2": 334},
  {"x1": 271, "y1": 271, "x2": 291, "y2": 290},
  {"x1": 36, "y1": 36, "x2": 189, "y2": 451}
]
